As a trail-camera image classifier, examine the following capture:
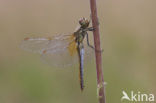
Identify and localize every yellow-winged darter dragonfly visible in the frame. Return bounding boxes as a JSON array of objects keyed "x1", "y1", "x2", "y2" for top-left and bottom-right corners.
[{"x1": 21, "y1": 18, "x2": 95, "y2": 91}]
